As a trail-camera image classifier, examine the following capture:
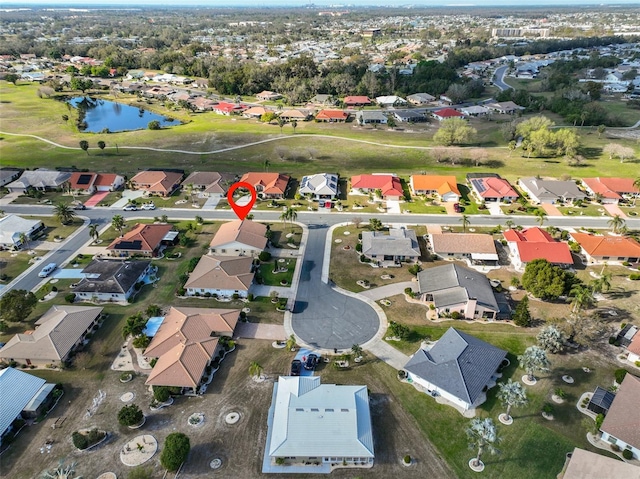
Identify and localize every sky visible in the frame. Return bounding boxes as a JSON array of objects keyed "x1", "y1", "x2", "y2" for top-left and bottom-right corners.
[{"x1": 3, "y1": 0, "x2": 640, "y2": 6}]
